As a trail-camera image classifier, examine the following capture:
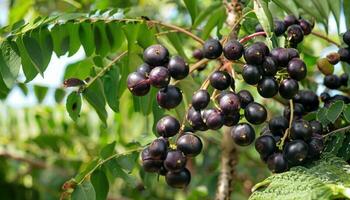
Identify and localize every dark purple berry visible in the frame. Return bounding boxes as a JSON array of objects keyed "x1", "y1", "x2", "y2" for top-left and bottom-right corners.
[
  {"x1": 268, "y1": 116, "x2": 289, "y2": 134},
  {"x1": 255, "y1": 135, "x2": 276, "y2": 157},
  {"x1": 287, "y1": 25, "x2": 304, "y2": 44},
  {"x1": 244, "y1": 102, "x2": 267, "y2": 125},
  {"x1": 156, "y1": 115, "x2": 180, "y2": 137},
  {"x1": 243, "y1": 43, "x2": 266, "y2": 65},
  {"x1": 274, "y1": 20, "x2": 286, "y2": 36},
  {"x1": 203, "y1": 39, "x2": 223, "y2": 59},
  {"x1": 168, "y1": 56, "x2": 189, "y2": 80},
  {"x1": 223, "y1": 112, "x2": 240, "y2": 126},
  {"x1": 284, "y1": 15, "x2": 298, "y2": 27},
  {"x1": 286, "y1": 48, "x2": 299, "y2": 59},
  {"x1": 191, "y1": 90, "x2": 210, "y2": 110},
  {"x1": 338, "y1": 48, "x2": 350, "y2": 62},
  {"x1": 202, "y1": 108, "x2": 224, "y2": 130},
  {"x1": 287, "y1": 58, "x2": 307, "y2": 81},
  {"x1": 136, "y1": 63, "x2": 152, "y2": 76},
  {"x1": 149, "y1": 138, "x2": 168, "y2": 159},
  {"x1": 237, "y1": 90, "x2": 254, "y2": 109},
  {"x1": 344, "y1": 30, "x2": 350, "y2": 46},
  {"x1": 209, "y1": 71, "x2": 232, "y2": 90},
  {"x1": 267, "y1": 153, "x2": 288, "y2": 173},
  {"x1": 143, "y1": 44, "x2": 169, "y2": 66},
  {"x1": 340, "y1": 73, "x2": 349, "y2": 86},
  {"x1": 257, "y1": 77, "x2": 279, "y2": 98},
  {"x1": 149, "y1": 66, "x2": 170, "y2": 88},
  {"x1": 310, "y1": 120, "x2": 323, "y2": 134},
  {"x1": 242, "y1": 64, "x2": 261, "y2": 85},
  {"x1": 290, "y1": 119, "x2": 312, "y2": 141},
  {"x1": 192, "y1": 49, "x2": 203, "y2": 60},
  {"x1": 298, "y1": 19, "x2": 312, "y2": 35},
  {"x1": 293, "y1": 90, "x2": 319, "y2": 112},
  {"x1": 283, "y1": 140, "x2": 308, "y2": 165},
  {"x1": 270, "y1": 47, "x2": 289, "y2": 67},
  {"x1": 176, "y1": 133, "x2": 203, "y2": 157},
  {"x1": 157, "y1": 86, "x2": 183, "y2": 109},
  {"x1": 279, "y1": 78, "x2": 299, "y2": 99},
  {"x1": 164, "y1": 150, "x2": 187, "y2": 172},
  {"x1": 165, "y1": 168, "x2": 191, "y2": 188},
  {"x1": 308, "y1": 137, "x2": 324, "y2": 158},
  {"x1": 141, "y1": 147, "x2": 163, "y2": 172},
  {"x1": 320, "y1": 92, "x2": 331, "y2": 102},
  {"x1": 262, "y1": 56, "x2": 277, "y2": 76},
  {"x1": 187, "y1": 107, "x2": 207, "y2": 131},
  {"x1": 324, "y1": 74, "x2": 341, "y2": 89},
  {"x1": 231, "y1": 123, "x2": 255, "y2": 146},
  {"x1": 218, "y1": 91, "x2": 241, "y2": 114},
  {"x1": 284, "y1": 103, "x2": 304, "y2": 119},
  {"x1": 127, "y1": 72, "x2": 150, "y2": 96},
  {"x1": 223, "y1": 40, "x2": 243, "y2": 60},
  {"x1": 327, "y1": 52, "x2": 340, "y2": 65}
]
